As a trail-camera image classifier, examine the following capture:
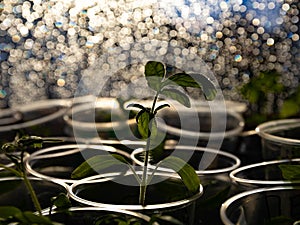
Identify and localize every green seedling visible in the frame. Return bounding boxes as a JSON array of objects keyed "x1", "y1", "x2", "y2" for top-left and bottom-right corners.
[
  {"x1": 0, "y1": 135, "x2": 71, "y2": 225},
  {"x1": 72, "y1": 61, "x2": 217, "y2": 206}
]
